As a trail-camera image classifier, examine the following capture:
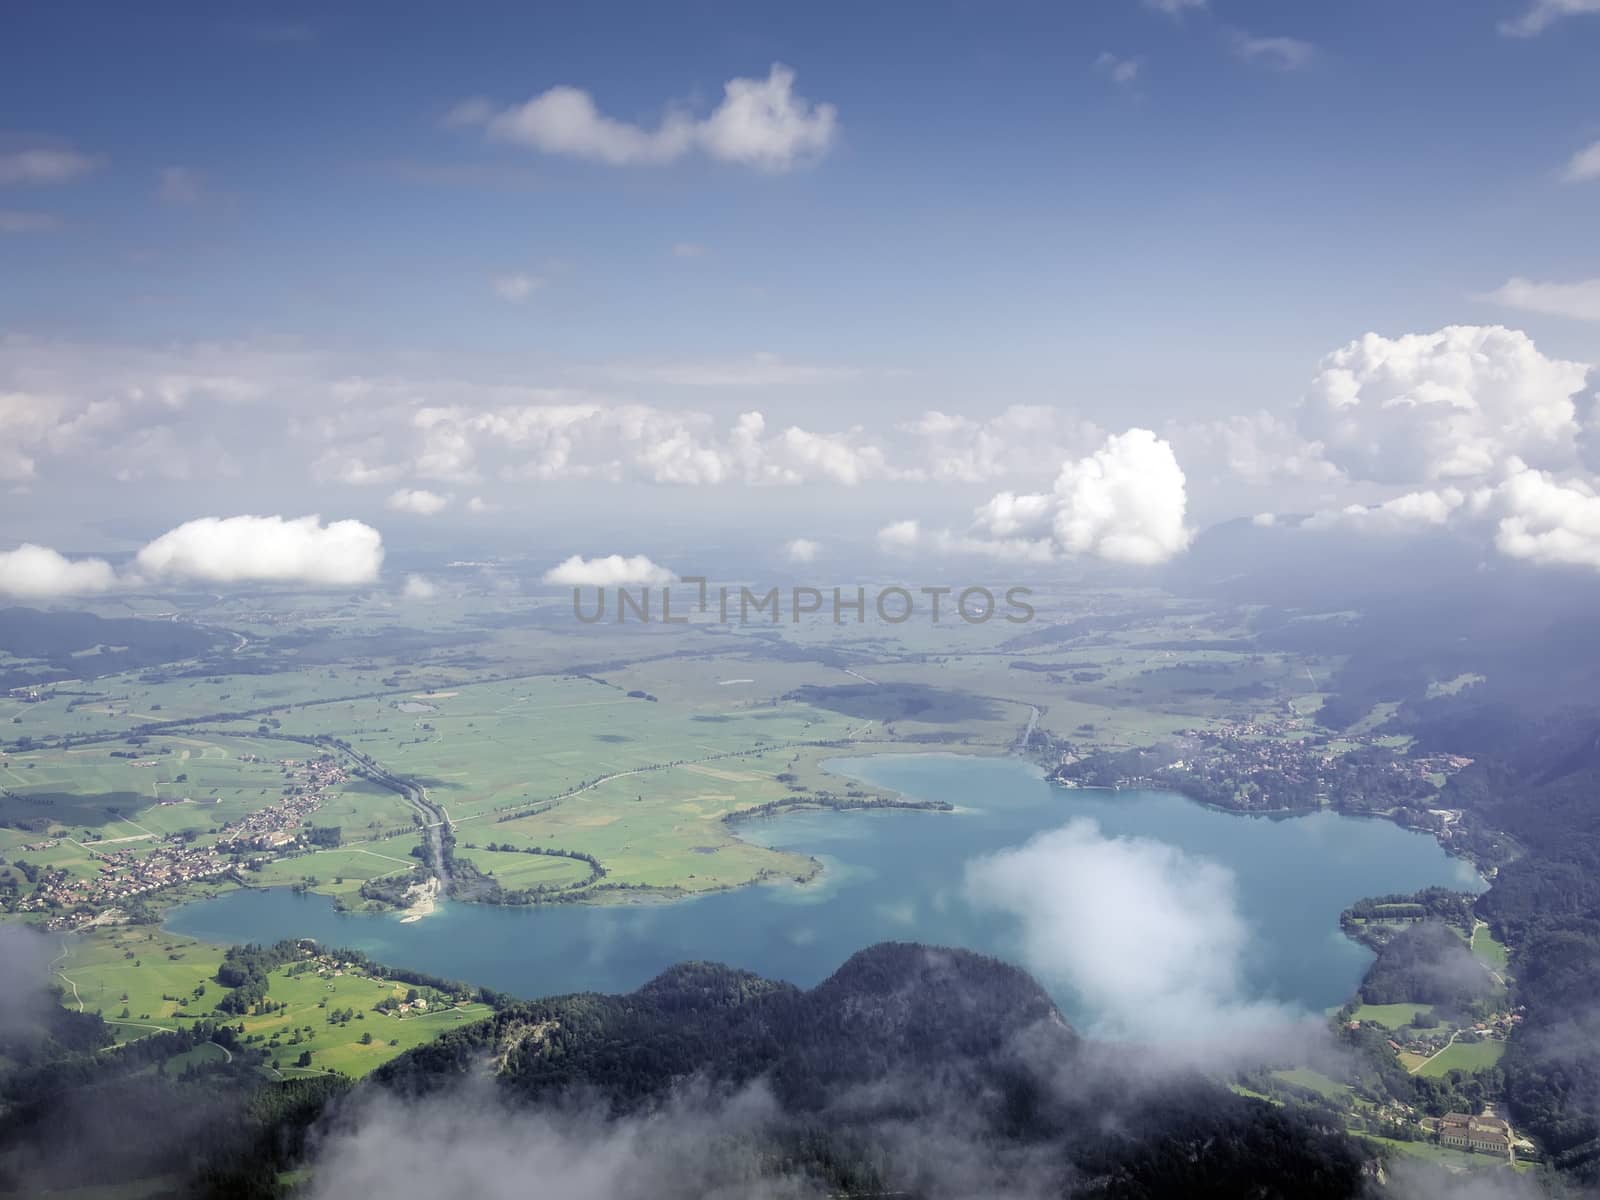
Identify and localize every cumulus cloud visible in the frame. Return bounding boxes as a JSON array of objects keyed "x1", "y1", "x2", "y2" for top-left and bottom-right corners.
[
  {"x1": 1231, "y1": 34, "x2": 1314, "y2": 70},
  {"x1": 1051, "y1": 428, "x2": 1192, "y2": 564},
  {"x1": 1565, "y1": 138, "x2": 1600, "y2": 182},
  {"x1": 1298, "y1": 325, "x2": 1589, "y2": 485},
  {"x1": 876, "y1": 519, "x2": 921, "y2": 552},
  {"x1": 457, "y1": 64, "x2": 837, "y2": 172},
  {"x1": 1484, "y1": 276, "x2": 1600, "y2": 323},
  {"x1": 492, "y1": 273, "x2": 542, "y2": 303},
  {"x1": 542, "y1": 553, "x2": 674, "y2": 586},
  {"x1": 1302, "y1": 488, "x2": 1466, "y2": 534},
  {"x1": 0, "y1": 544, "x2": 116, "y2": 597},
  {"x1": 897, "y1": 405, "x2": 1097, "y2": 484},
  {"x1": 402, "y1": 573, "x2": 438, "y2": 599},
  {"x1": 135, "y1": 515, "x2": 384, "y2": 585},
  {"x1": 784, "y1": 537, "x2": 820, "y2": 563},
  {"x1": 1170, "y1": 410, "x2": 1338, "y2": 485},
  {"x1": 386, "y1": 487, "x2": 451, "y2": 515},
  {"x1": 1487, "y1": 462, "x2": 1600, "y2": 569},
  {"x1": 883, "y1": 430, "x2": 1191, "y2": 566},
  {"x1": 313, "y1": 450, "x2": 404, "y2": 486},
  {"x1": 0, "y1": 147, "x2": 101, "y2": 186},
  {"x1": 400, "y1": 403, "x2": 895, "y2": 489},
  {"x1": 1499, "y1": 0, "x2": 1600, "y2": 36},
  {"x1": 965, "y1": 819, "x2": 1299, "y2": 1044}
]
